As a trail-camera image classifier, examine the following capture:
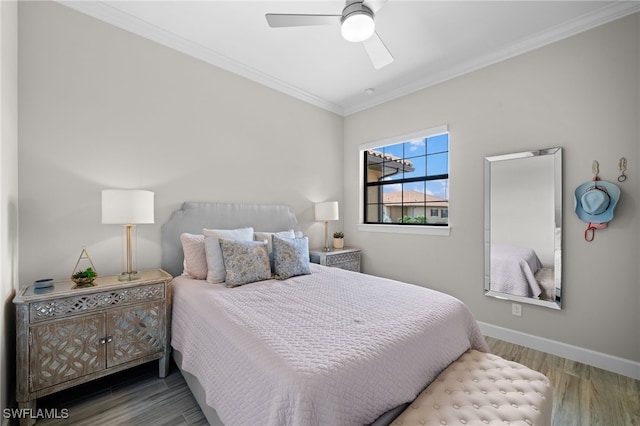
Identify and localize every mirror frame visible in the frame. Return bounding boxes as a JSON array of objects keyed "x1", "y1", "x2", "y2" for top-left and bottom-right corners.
[{"x1": 484, "y1": 147, "x2": 562, "y2": 310}]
